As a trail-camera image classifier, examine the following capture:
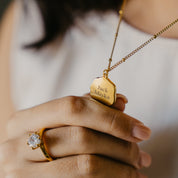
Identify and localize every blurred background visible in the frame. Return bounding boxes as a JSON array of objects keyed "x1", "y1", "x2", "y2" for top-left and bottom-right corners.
[{"x1": 0, "y1": 0, "x2": 11, "y2": 21}]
